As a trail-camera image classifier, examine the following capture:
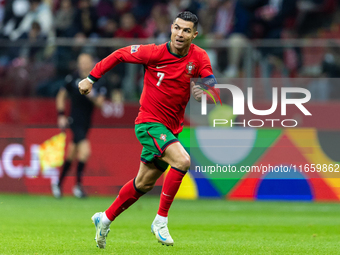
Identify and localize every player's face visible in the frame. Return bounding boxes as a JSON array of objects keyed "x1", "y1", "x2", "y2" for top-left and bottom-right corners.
[{"x1": 170, "y1": 18, "x2": 198, "y2": 55}]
